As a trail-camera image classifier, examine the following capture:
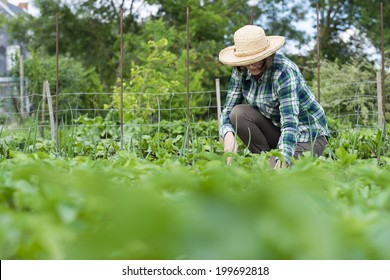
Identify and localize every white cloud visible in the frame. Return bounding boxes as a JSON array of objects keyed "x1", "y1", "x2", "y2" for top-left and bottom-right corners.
[{"x1": 340, "y1": 27, "x2": 381, "y2": 65}]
